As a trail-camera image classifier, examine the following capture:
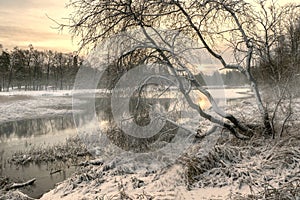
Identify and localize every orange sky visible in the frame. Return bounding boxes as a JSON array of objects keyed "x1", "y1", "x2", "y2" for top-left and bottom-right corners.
[
  {"x1": 0, "y1": 0, "x2": 76, "y2": 53},
  {"x1": 0, "y1": 0, "x2": 299, "y2": 53}
]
